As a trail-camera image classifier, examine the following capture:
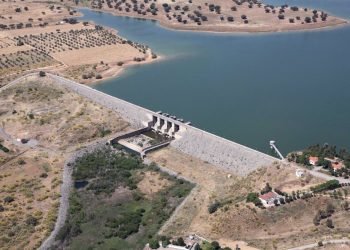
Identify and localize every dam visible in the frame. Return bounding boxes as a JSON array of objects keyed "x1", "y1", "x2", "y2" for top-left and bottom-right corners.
[{"x1": 12, "y1": 73, "x2": 278, "y2": 176}]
